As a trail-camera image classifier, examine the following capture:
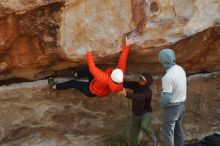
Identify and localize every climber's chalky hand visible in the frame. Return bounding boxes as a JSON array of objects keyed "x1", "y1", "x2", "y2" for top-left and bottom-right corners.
[
  {"x1": 126, "y1": 36, "x2": 136, "y2": 46},
  {"x1": 86, "y1": 47, "x2": 92, "y2": 52}
]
